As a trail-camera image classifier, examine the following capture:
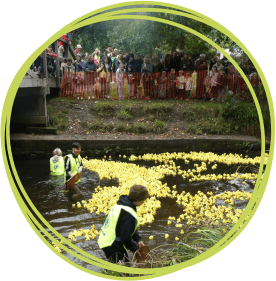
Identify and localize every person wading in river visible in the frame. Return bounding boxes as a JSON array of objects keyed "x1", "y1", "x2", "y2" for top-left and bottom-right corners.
[
  {"x1": 98, "y1": 185, "x2": 149, "y2": 264},
  {"x1": 50, "y1": 148, "x2": 65, "y2": 187},
  {"x1": 64, "y1": 142, "x2": 83, "y2": 199}
]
